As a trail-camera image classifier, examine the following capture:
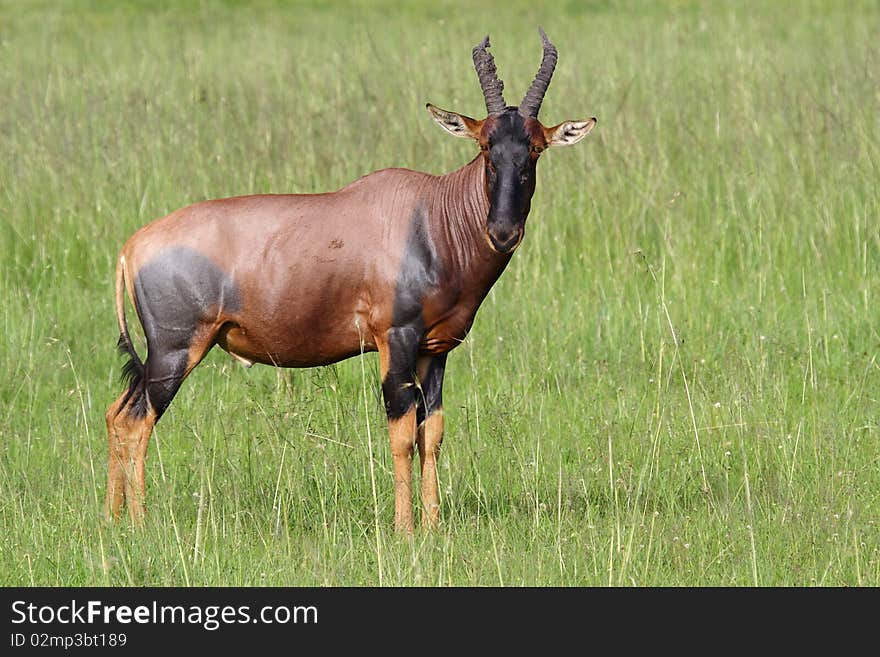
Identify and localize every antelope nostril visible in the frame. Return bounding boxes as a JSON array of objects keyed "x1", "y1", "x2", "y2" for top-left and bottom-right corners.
[{"x1": 488, "y1": 229, "x2": 522, "y2": 254}]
